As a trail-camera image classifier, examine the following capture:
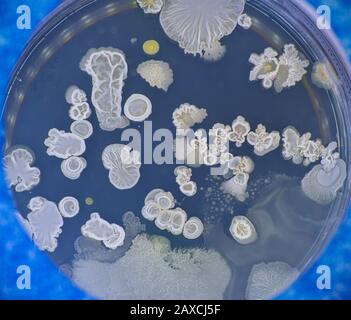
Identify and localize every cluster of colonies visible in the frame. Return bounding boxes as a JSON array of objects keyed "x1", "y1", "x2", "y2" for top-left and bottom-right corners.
[{"x1": 141, "y1": 188, "x2": 204, "y2": 239}]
